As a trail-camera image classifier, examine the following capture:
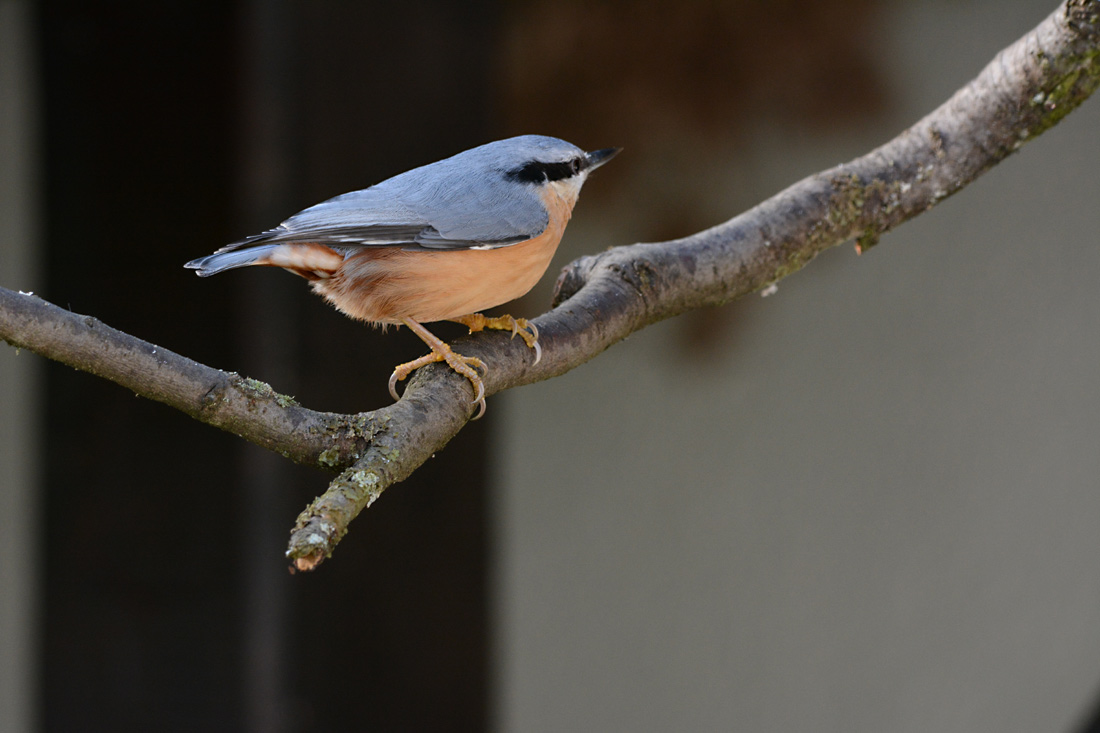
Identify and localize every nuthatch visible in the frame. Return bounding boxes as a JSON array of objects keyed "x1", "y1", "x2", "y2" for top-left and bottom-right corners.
[{"x1": 186, "y1": 135, "x2": 619, "y2": 417}]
